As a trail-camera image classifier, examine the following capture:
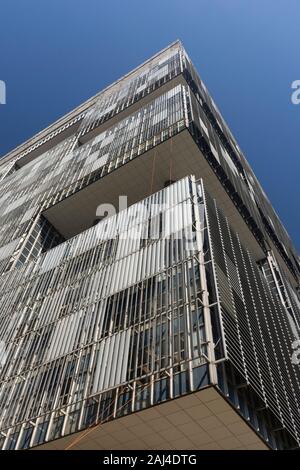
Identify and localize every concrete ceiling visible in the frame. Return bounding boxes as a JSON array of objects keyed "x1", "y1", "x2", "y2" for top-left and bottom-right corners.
[{"x1": 35, "y1": 386, "x2": 268, "y2": 450}]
